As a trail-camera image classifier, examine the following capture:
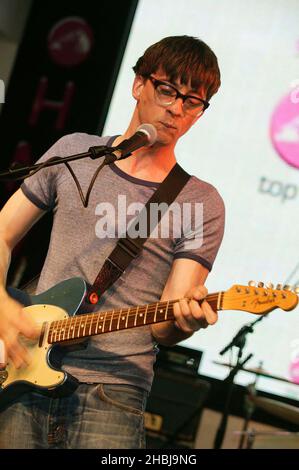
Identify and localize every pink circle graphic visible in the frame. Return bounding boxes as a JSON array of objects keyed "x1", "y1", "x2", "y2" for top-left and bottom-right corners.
[
  {"x1": 270, "y1": 90, "x2": 299, "y2": 169},
  {"x1": 289, "y1": 358, "x2": 299, "y2": 384},
  {"x1": 48, "y1": 17, "x2": 94, "y2": 67}
]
